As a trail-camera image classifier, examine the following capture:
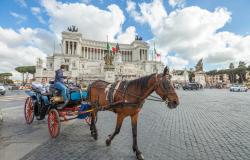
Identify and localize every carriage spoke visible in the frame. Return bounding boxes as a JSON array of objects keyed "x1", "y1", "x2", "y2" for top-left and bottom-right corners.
[
  {"x1": 24, "y1": 97, "x2": 34, "y2": 124},
  {"x1": 48, "y1": 109, "x2": 60, "y2": 138}
]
